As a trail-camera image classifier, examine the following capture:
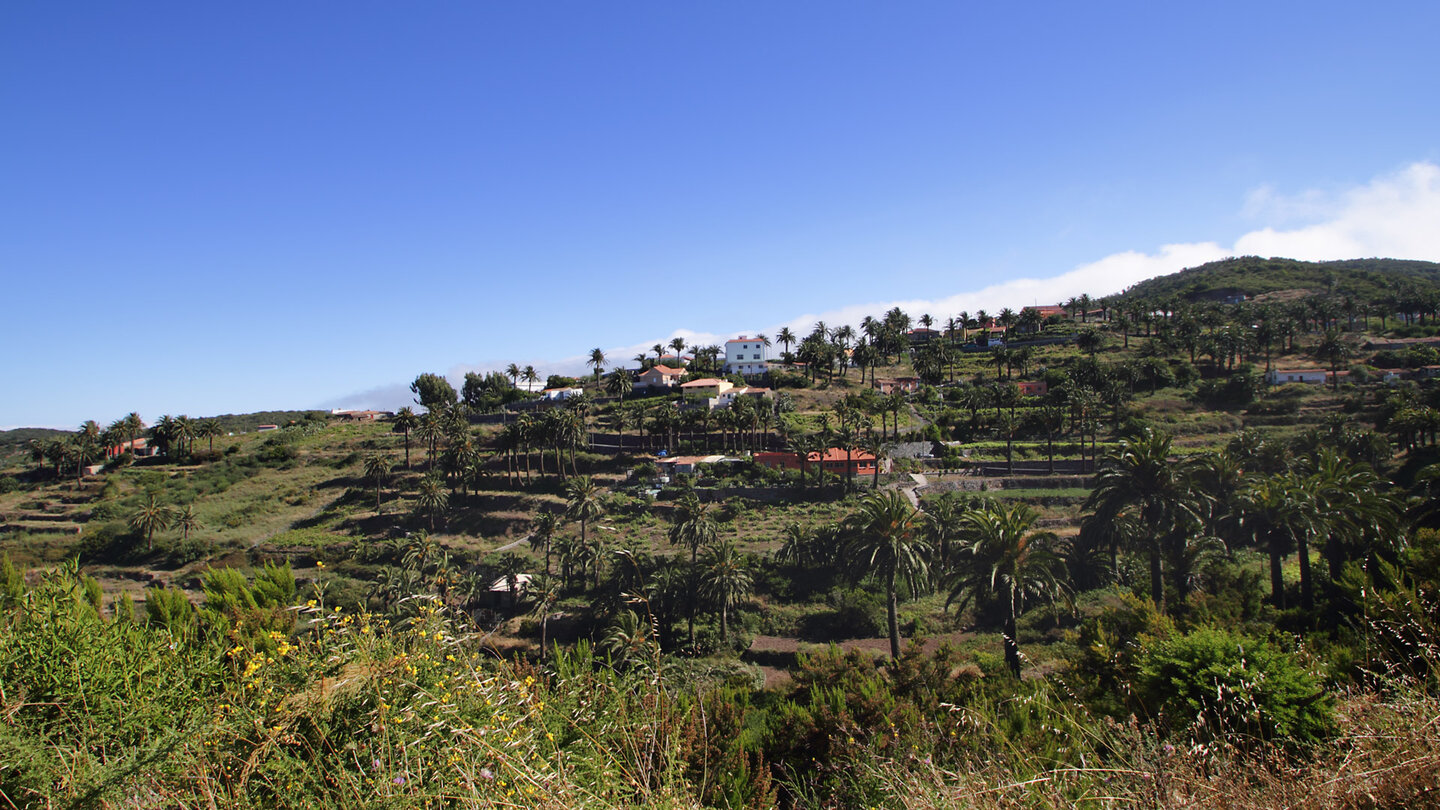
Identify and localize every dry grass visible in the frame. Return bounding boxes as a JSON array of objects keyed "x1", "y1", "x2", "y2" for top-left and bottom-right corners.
[{"x1": 870, "y1": 687, "x2": 1440, "y2": 810}]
